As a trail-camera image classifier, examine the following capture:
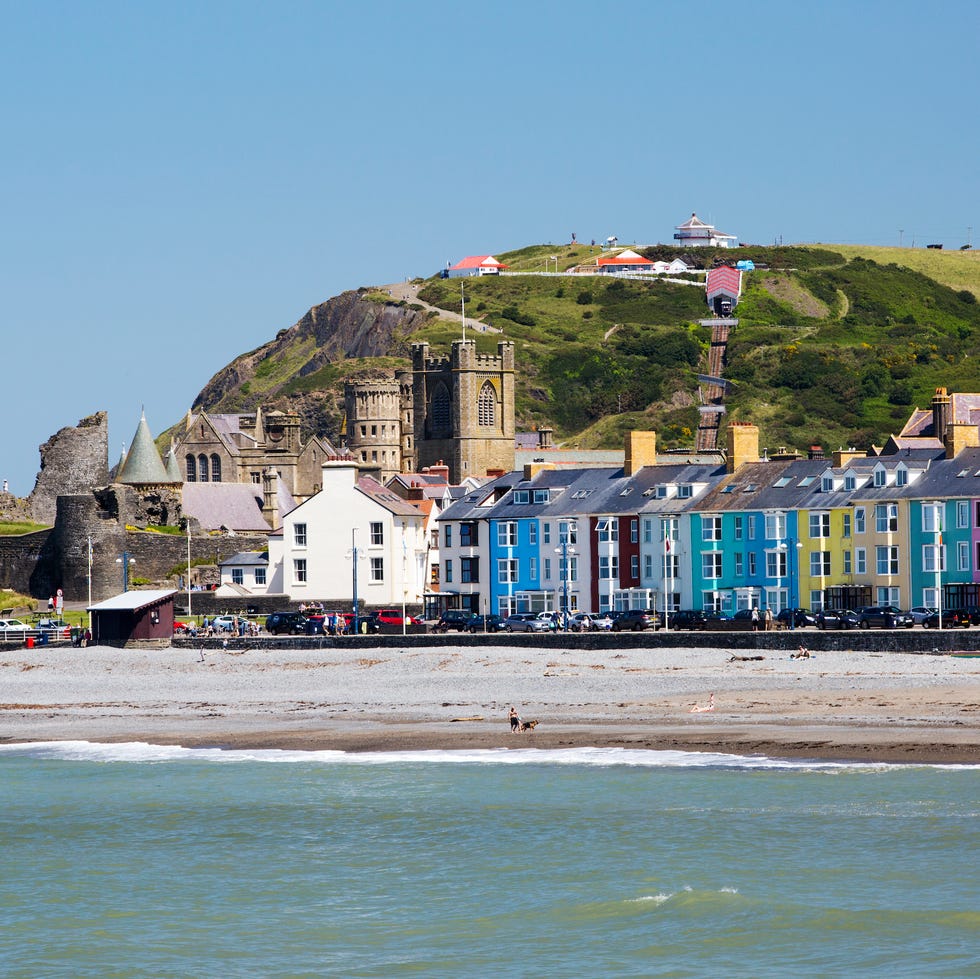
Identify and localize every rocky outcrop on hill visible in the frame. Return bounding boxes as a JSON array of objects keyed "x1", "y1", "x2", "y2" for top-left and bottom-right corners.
[{"x1": 191, "y1": 290, "x2": 431, "y2": 416}]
